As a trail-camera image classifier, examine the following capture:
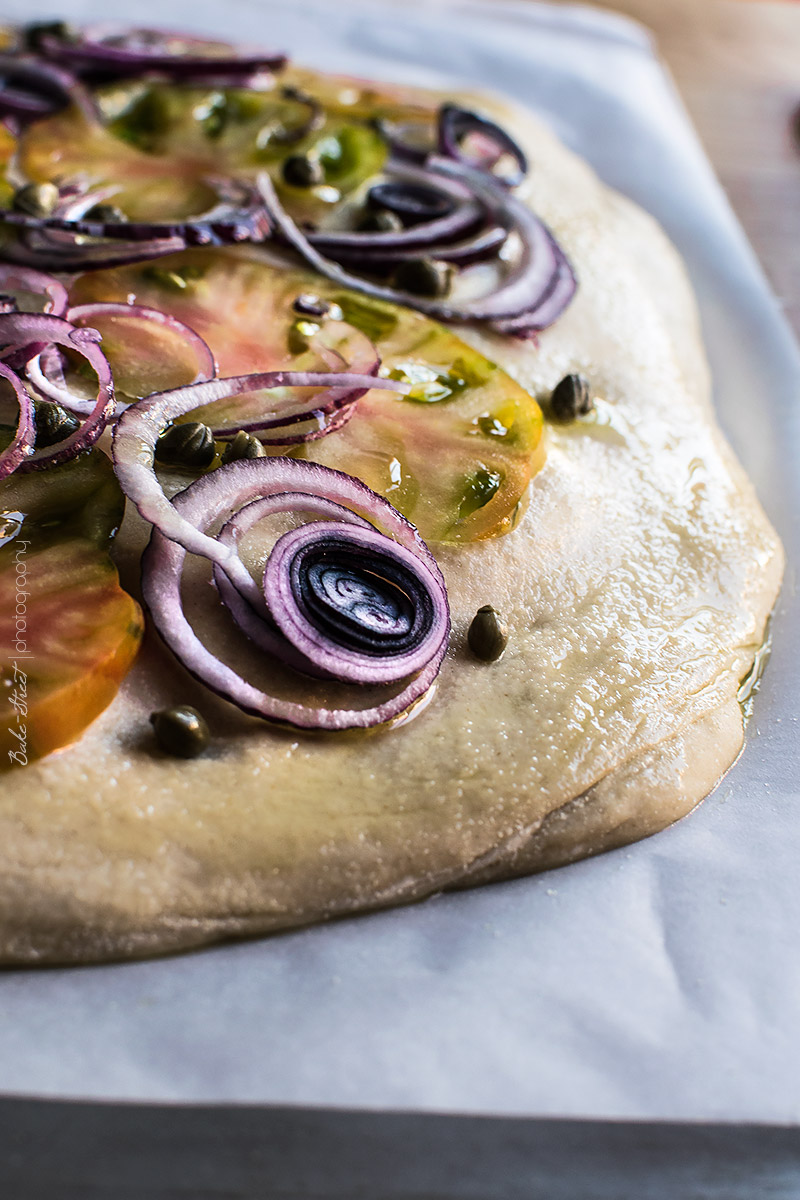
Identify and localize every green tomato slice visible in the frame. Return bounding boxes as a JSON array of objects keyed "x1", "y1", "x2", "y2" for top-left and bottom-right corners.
[
  {"x1": 0, "y1": 123, "x2": 15, "y2": 210},
  {"x1": 18, "y1": 74, "x2": 387, "y2": 226},
  {"x1": 0, "y1": 449, "x2": 143, "y2": 767},
  {"x1": 70, "y1": 249, "x2": 545, "y2": 543}
]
